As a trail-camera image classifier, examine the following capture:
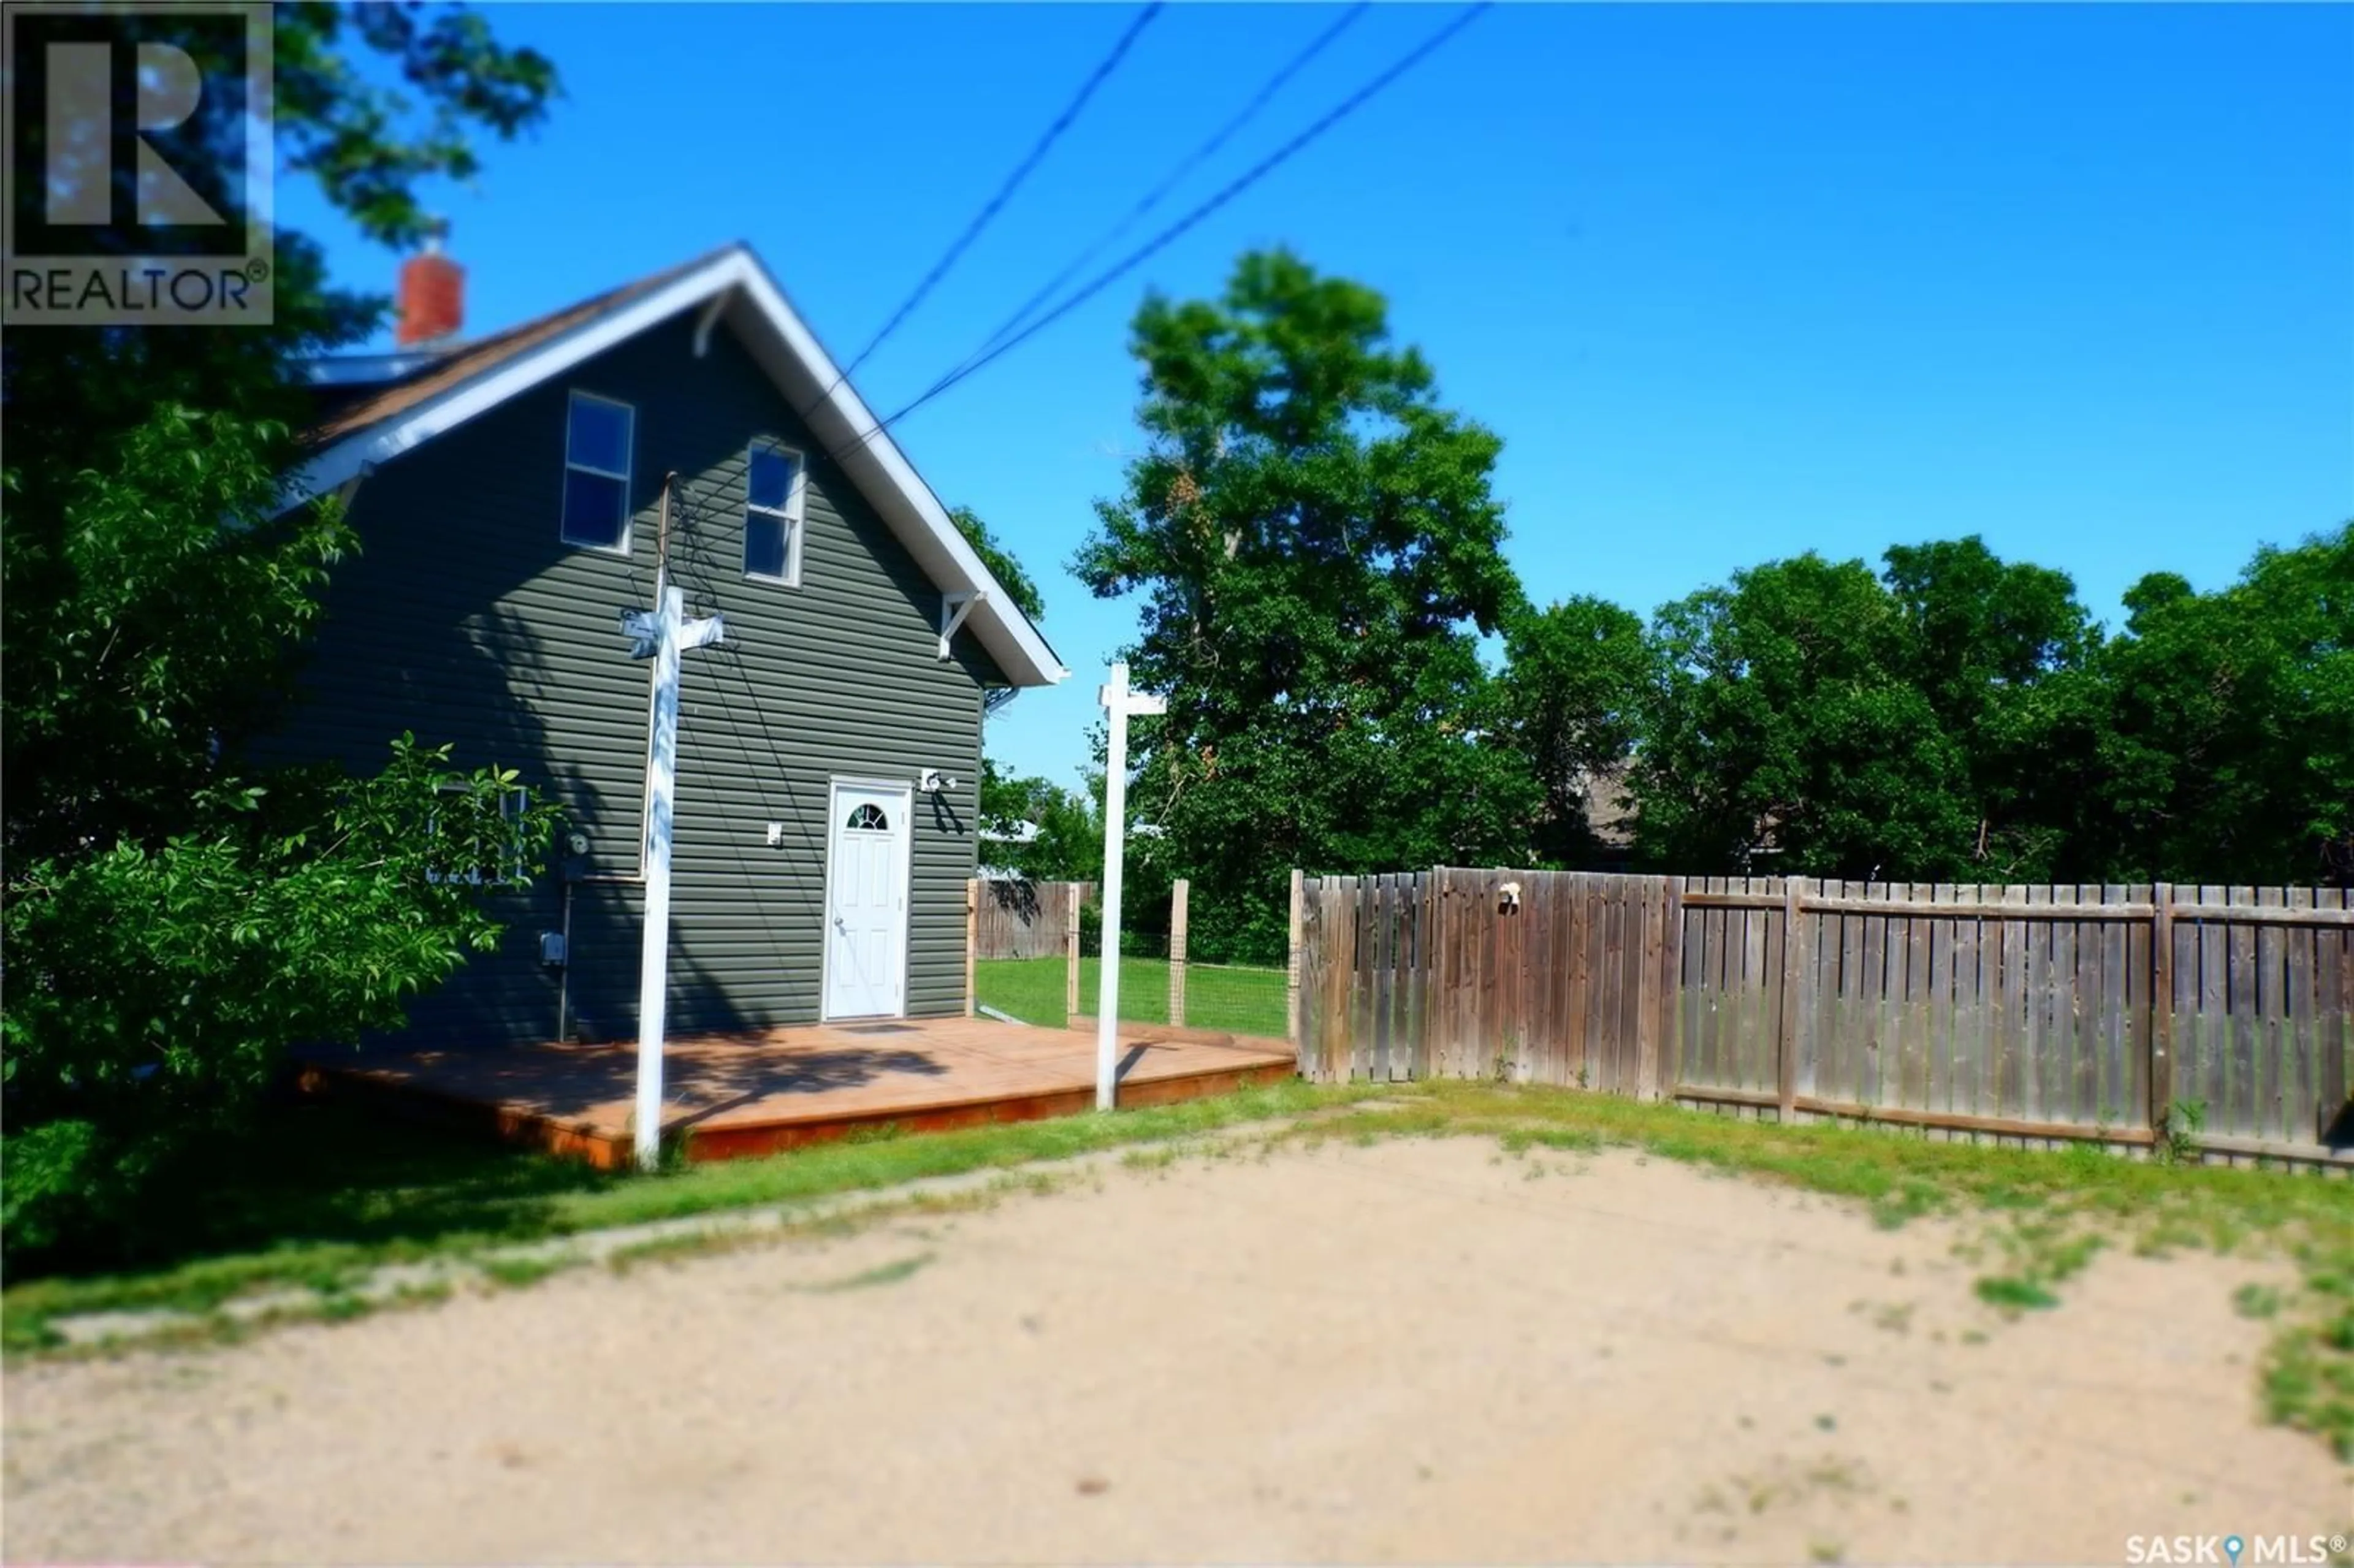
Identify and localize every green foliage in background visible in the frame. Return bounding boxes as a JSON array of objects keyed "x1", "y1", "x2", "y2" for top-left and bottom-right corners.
[
  {"x1": 948, "y1": 505, "x2": 1047, "y2": 626},
  {"x1": 1053, "y1": 247, "x2": 2349, "y2": 951},
  {"x1": 1609, "y1": 526, "x2": 2352, "y2": 884},
  {"x1": 1, "y1": 4, "x2": 561, "y2": 1265},
  {"x1": 978, "y1": 759, "x2": 1102, "y2": 885},
  {"x1": 1632, "y1": 550, "x2": 1979, "y2": 878},
  {"x1": 1073, "y1": 250, "x2": 1536, "y2": 962},
  {"x1": 1499, "y1": 596, "x2": 1656, "y2": 868},
  {"x1": 2080, "y1": 526, "x2": 2354, "y2": 885}
]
